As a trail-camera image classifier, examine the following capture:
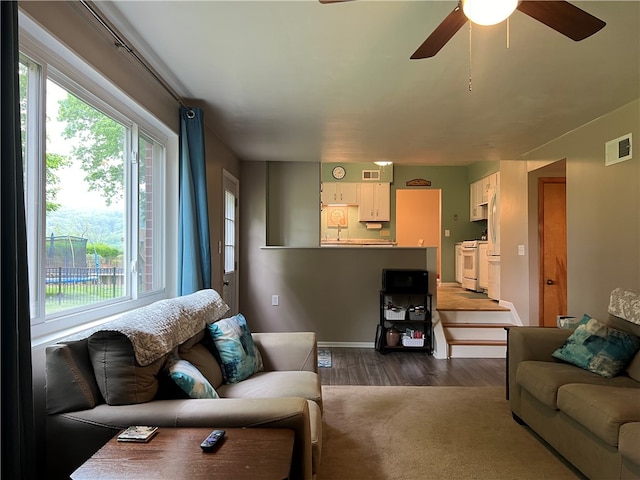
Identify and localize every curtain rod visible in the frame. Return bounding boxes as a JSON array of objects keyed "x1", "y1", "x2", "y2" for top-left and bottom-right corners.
[{"x1": 79, "y1": 0, "x2": 187, "y2": 109}]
